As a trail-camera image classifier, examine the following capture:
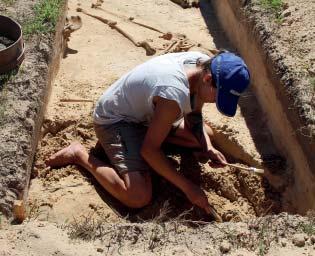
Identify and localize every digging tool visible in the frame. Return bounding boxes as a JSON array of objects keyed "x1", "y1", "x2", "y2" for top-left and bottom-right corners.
[
  {"x1": 225, "y1": 162, "x2": 264, "y2": 175},
  {"x1": 76, "y1": 8, "x2": 156, "y2": 56},
  {"x1": 207, "y1": 157, "x2": 264, "y2": 175}
]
